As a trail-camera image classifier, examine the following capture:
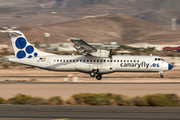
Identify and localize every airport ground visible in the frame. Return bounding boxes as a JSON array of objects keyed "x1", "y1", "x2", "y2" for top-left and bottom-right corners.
[
  {"x1": 0, "y1": 68, "x2": 180, "y2": 120},
  {"x1": 0, "y1": 68, "x2": 180, "y2": 99},
  {"x1": 0, "y1": 105, "x2": 180, "y2": 120}
]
